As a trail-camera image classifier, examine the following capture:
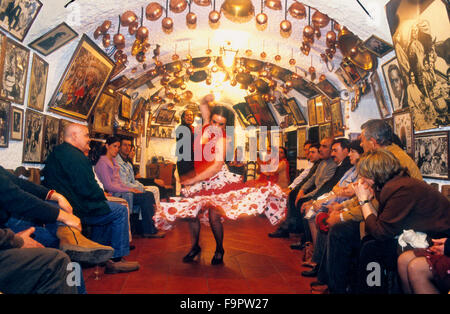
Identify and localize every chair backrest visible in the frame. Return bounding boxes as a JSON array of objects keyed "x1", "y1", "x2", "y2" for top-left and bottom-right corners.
[
  {"x1": 158, "y1": 163, "x2": 175, "y2": 186},
  {"x1": 146, "y1": 163, "x2": 159, "y2": 179}
]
